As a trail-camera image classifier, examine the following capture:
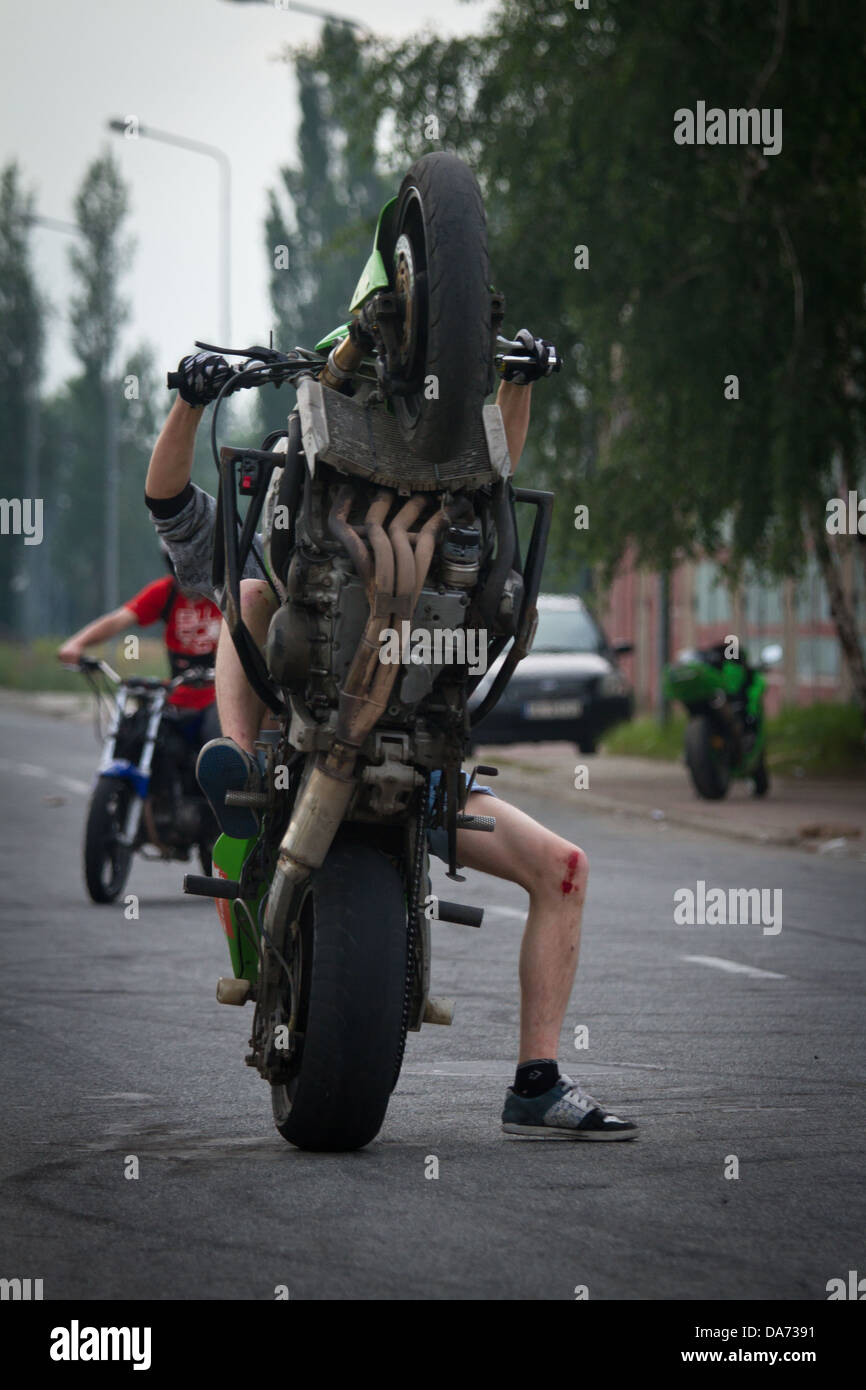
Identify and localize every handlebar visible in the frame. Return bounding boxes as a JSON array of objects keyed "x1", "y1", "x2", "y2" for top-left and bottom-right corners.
[
  {"x1": 166, "y1": 341, "x2": 327, "y2": 399},
  {"x1": 65, "y1": 659, "x2": 214, "y2": 691}
]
